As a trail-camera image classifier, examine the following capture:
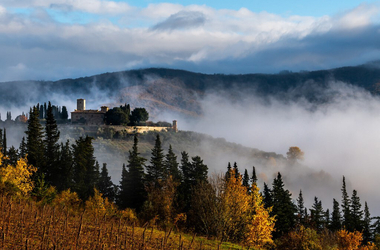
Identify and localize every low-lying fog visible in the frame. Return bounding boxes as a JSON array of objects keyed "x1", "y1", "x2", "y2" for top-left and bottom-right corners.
[{"x1": 178, "y1": 80, "x2": 380, "y2": 214}]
